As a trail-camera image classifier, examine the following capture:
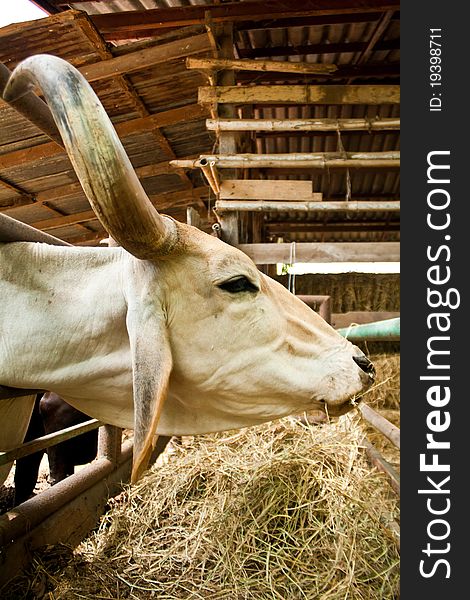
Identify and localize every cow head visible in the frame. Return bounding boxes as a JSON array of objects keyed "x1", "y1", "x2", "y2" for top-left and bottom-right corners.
[{"x1": 4, "y1": 55, "x2": 374, "y2": 482}]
